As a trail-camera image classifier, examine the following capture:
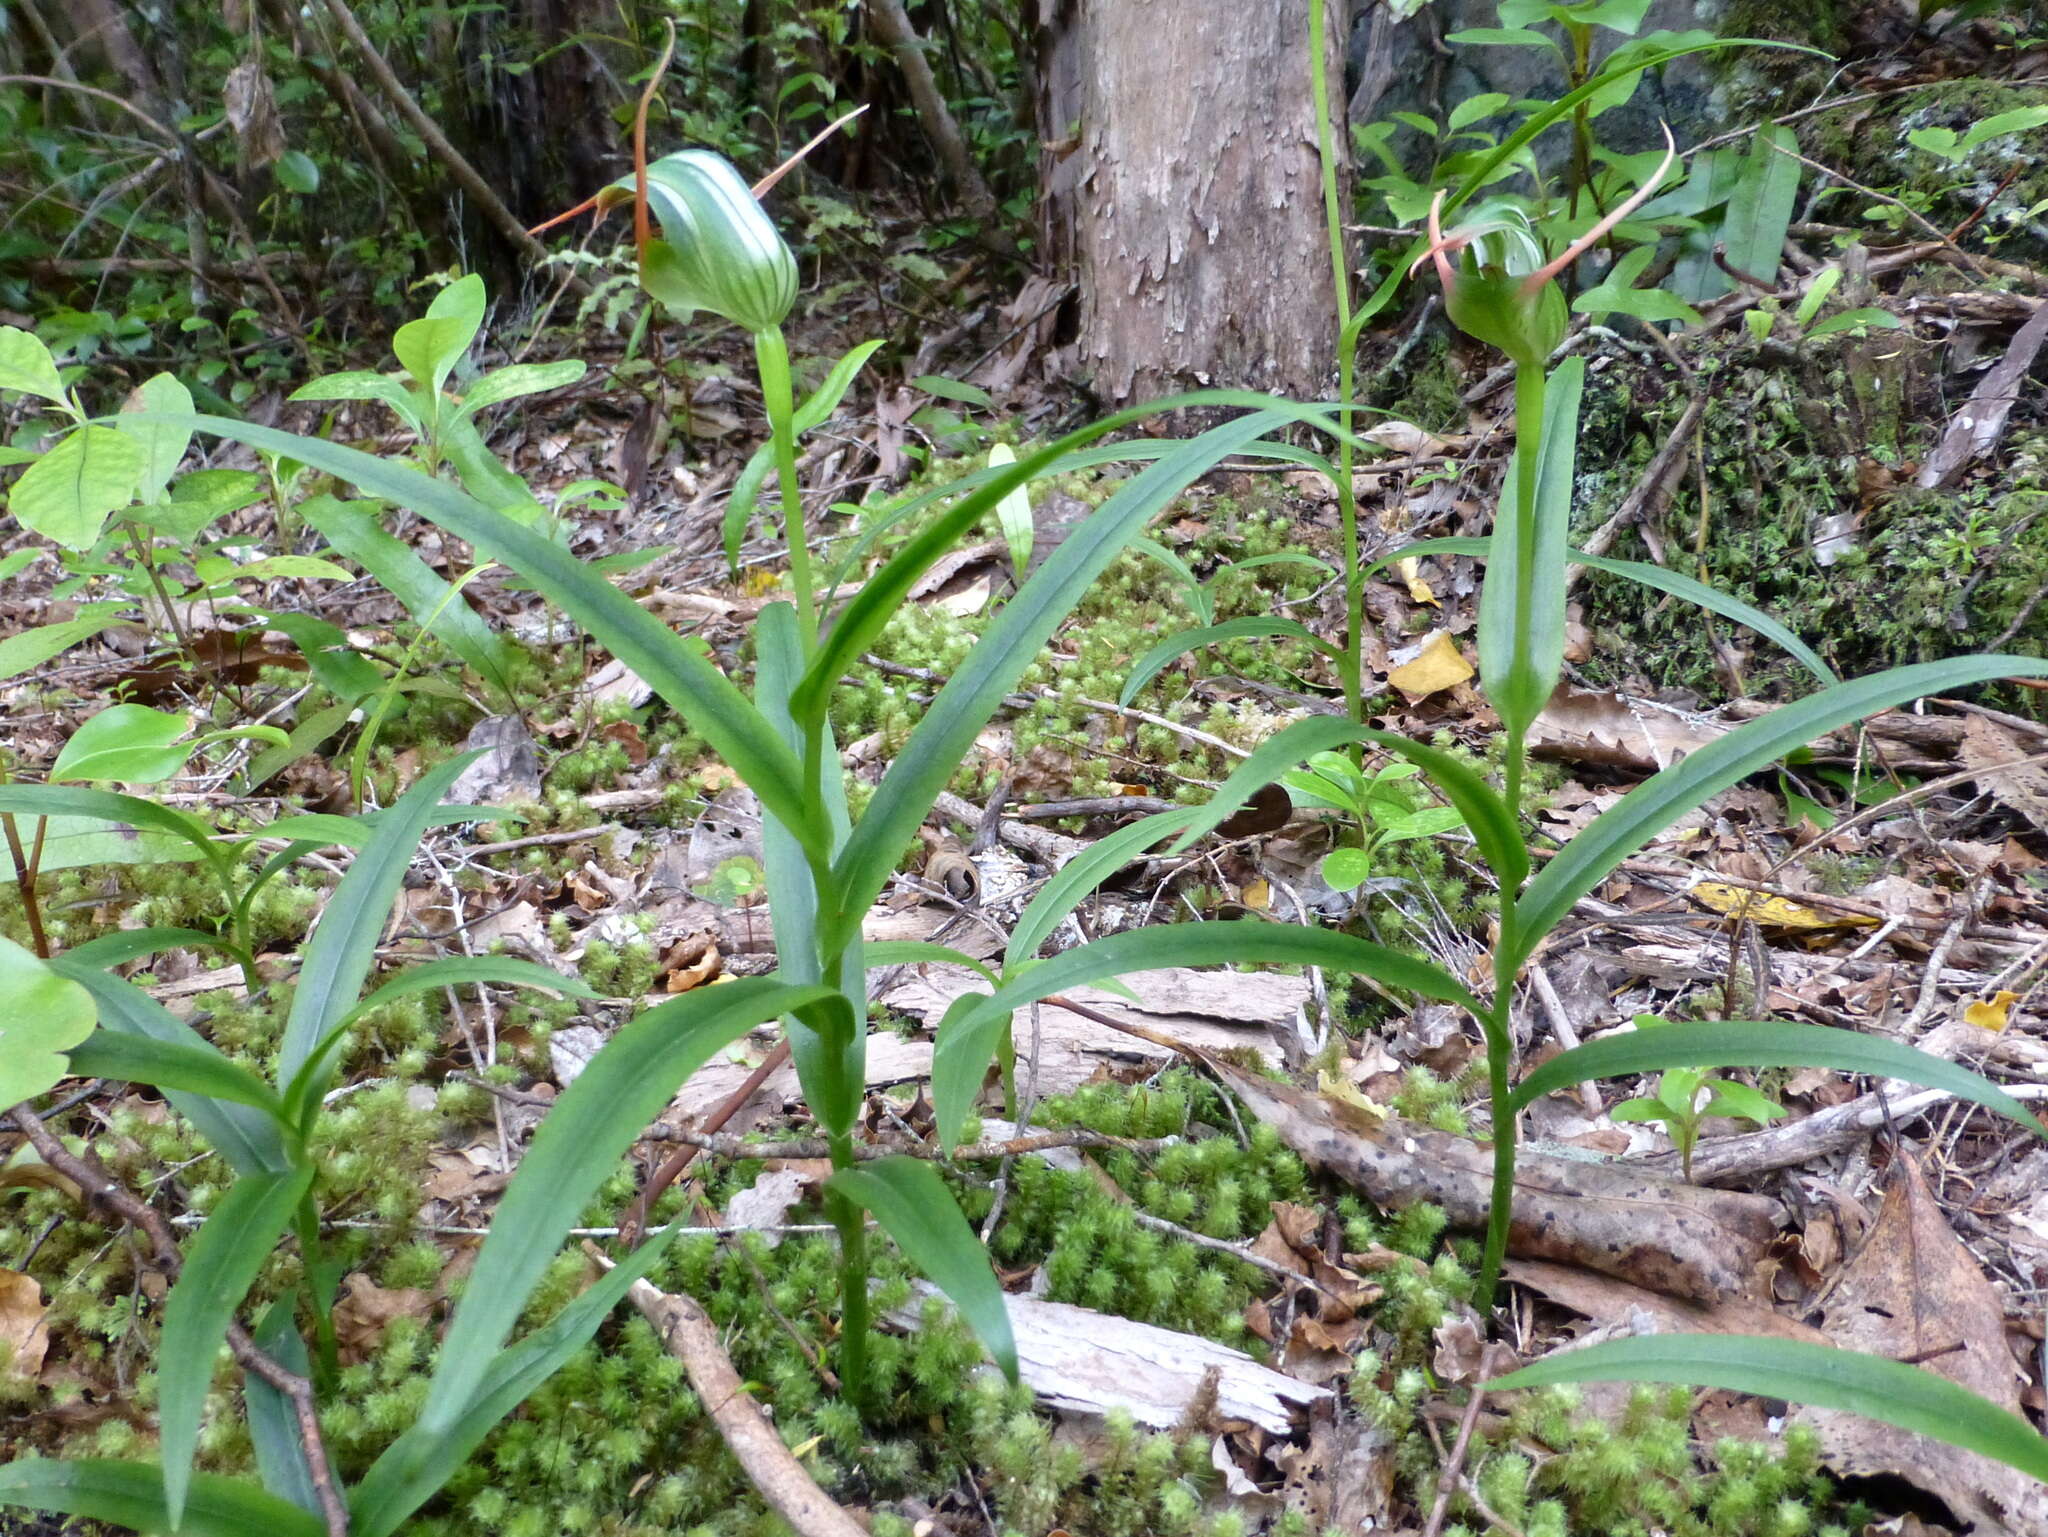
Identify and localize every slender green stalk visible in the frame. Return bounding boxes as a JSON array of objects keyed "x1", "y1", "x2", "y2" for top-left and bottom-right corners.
[
  {"x1": 755, "y1": 327, "x2": 817, "y2": 648},
  {"x1": 1308, "y1": 0, "x2": 1365, "y2": 735},
  {"x1": 827, "y1": 1133, "x2": 869, "y2": 1407}
]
